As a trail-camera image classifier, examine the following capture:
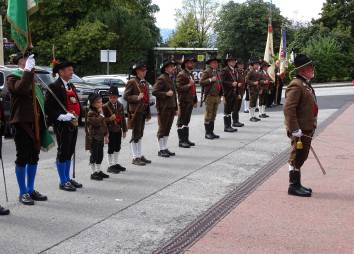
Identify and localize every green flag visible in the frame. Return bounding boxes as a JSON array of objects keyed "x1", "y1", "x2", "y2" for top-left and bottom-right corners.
[{"x1": 7, "y1": 0, "x2": 39, "y2": 52}]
